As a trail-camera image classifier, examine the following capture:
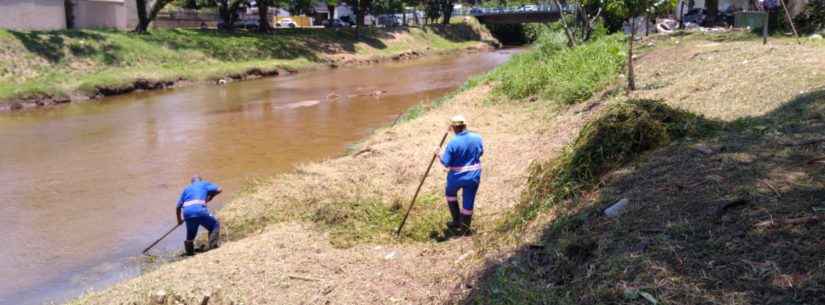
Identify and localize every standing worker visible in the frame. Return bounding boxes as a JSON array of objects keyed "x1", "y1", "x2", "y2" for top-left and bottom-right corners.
[
  {"x1": 176, "y1": 175, "x2": 222, "y2": 256},
  {"x1": 436, "y1": 115, "x2": 483, "y2": 235}
]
